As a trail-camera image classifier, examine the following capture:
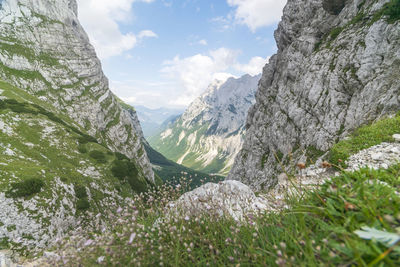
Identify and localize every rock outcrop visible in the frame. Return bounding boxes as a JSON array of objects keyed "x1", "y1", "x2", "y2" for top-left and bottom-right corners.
[
  {"x1": 228, "y1": 0, "x2": 400, "y2": 190},
  {"x1": 165, "y1": 180, "x2": 268, "y2": 221},
  {"x1": 150, "y1": 74, "x2": 260, "y2": 175},
  {"x1": 0, "y1": 0, "x2": 154, "y2": 182}
]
